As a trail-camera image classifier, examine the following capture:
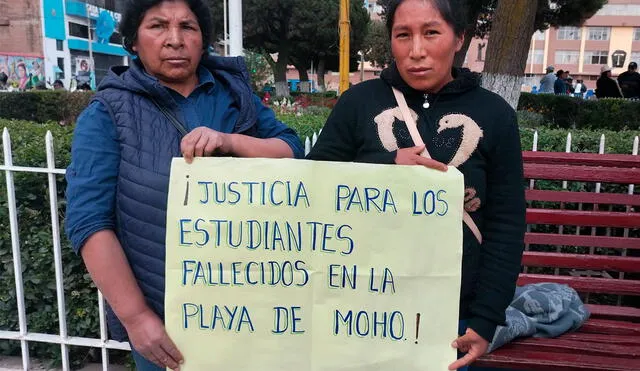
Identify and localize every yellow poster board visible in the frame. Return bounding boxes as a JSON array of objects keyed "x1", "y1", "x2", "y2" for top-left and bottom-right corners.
[{"x1": 165, "y1": 157, "x2": 464, "y2": 370}]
